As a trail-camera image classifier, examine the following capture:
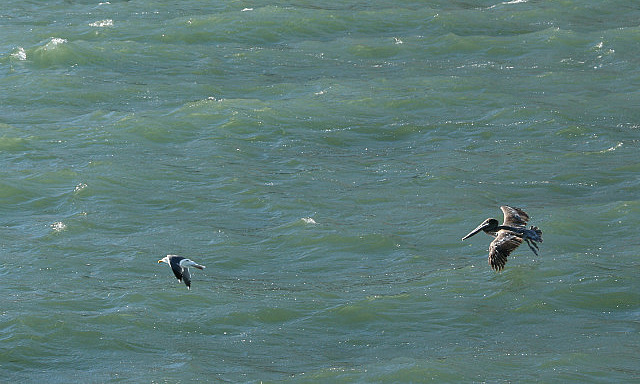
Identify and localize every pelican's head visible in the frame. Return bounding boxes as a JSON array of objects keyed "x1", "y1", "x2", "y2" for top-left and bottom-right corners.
[
  {"x1": 462, "y1": 218, "x2": 499, "y2": 240},
  {"x1": 158, "y1": 255, "x2": 170, "y2": 264}
]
